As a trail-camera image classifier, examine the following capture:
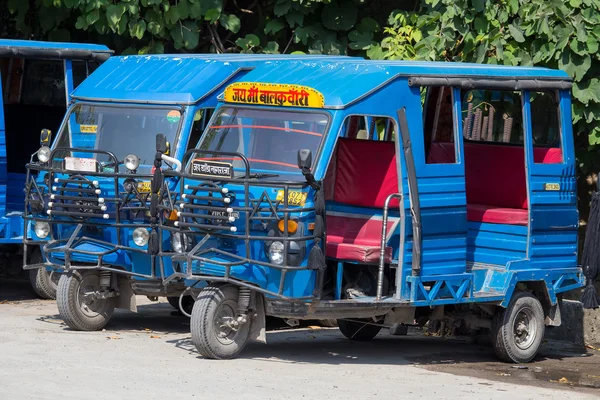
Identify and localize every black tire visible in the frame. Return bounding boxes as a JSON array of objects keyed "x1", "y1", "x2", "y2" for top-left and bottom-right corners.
[
  {"x1": 56, "y1": 270, "x2": 115, "y2": 331},
  {"x1": 491, "y1": 291, "x2": 545, "y2": 363},
  {"x1": 338, "y1": 318, "x2": 382, "y2": 341},
  {"x1": 167, "y1": 295, "x2": 194, "y2": 315},
  {"x1": 28, "y1": 250, "x2": 60, "y2": 300},
  {"x1": 190, "y1": 284, "x2": 251, "y2": 359}
]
